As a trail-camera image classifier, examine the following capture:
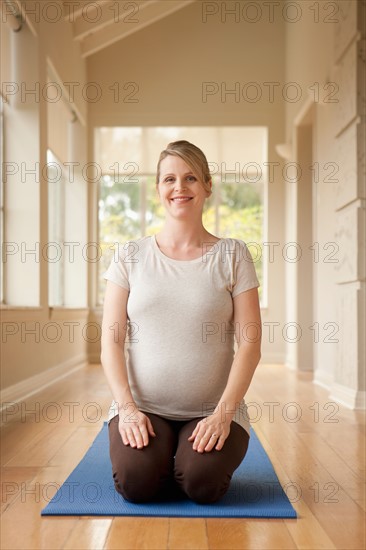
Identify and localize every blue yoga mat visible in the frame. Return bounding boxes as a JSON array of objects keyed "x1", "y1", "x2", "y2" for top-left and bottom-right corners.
[{"x1": 41, "y1": 422, "x2": 297, "y2": 518}]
